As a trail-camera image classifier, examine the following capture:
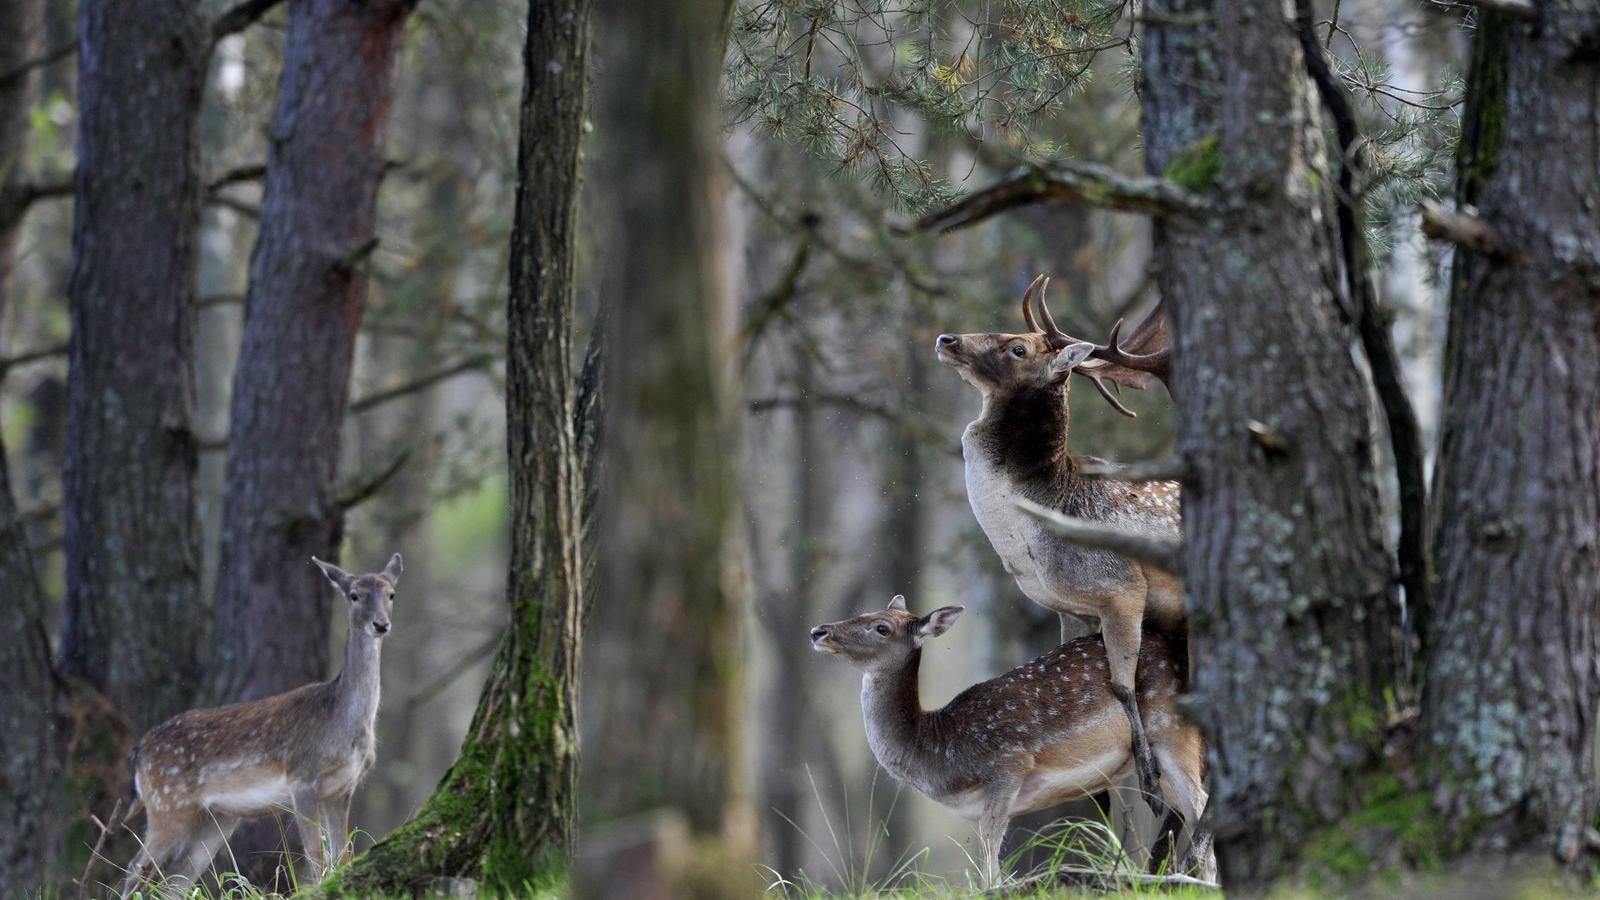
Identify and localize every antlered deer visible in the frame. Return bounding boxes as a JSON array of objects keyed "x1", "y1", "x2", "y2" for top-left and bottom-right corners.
[
  {"x1": 935, "y1": 276, "x2": 1179, "y2": 815},
  {"x1": 810, "y1": 595, "x2": 1209, "y2": 887},
  {"x1": 120, "y1": 554, "x2": 401, "y2": 898}
]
